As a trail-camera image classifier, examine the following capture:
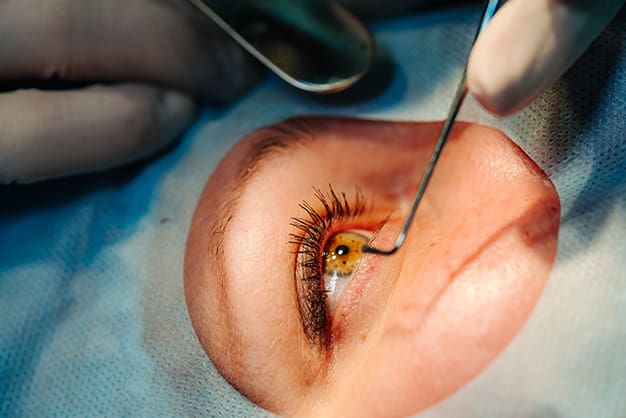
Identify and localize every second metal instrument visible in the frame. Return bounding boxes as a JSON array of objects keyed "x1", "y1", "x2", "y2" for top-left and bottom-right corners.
[
  {"x1": 362, "y1": 0, "x2": 505, "y2": 255},
  {"x1": 188, "y1": 0, "x2": 374, "y2": 93}
]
